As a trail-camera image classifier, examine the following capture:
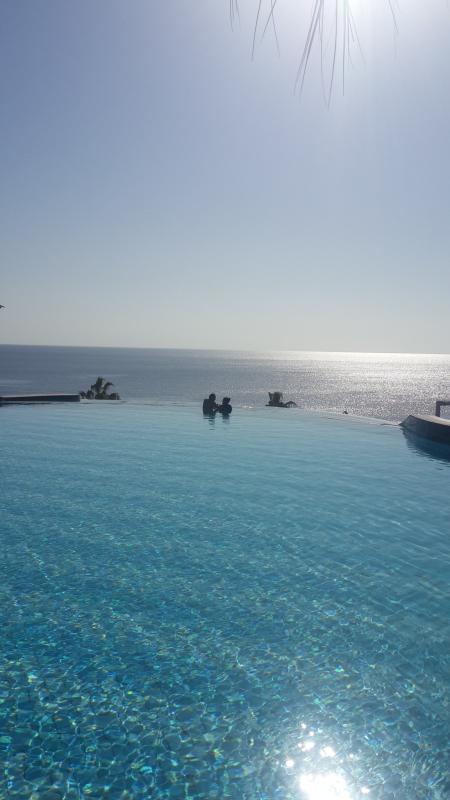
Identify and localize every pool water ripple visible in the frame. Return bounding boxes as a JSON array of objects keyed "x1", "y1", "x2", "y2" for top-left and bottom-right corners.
[{"x1": 1, "y1": 404, "x2": 449, "y2": 799}]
